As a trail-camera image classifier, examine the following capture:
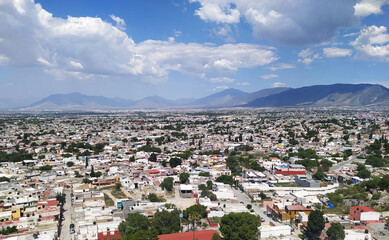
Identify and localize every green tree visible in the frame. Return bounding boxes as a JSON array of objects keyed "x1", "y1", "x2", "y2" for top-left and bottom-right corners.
[
  {"x1": 151, "y1": 209, "x2": 181, "y2": 235},
  {"x1": 326, "y1": 222, "x2": 345, "y2": 240},
  {"x1": 123, "y1": 230, "x2": 156, "y2": 240},
  {"x1": 219, "y1": 212, "x2": 260, "y2": 240},
  {"x1": 119, "y1": 213, "x2": 151, "y2": 237},
  {"x1": 116, "y1": 182, "x2": 122, "y2": 190},
  {"x1": 212, "y1": 233, "x2": 222, "y2": 240},
  {"x1": 148, "y1": 153, "x2": 157, "y2": 162},
  {"x1": 66, "y1": 161, "x2": 74, "y2": 167},
  {"x1": 216, "y1": 175, "x2": 234, "y2": 185},
  {"x1": 160, "y1": 177, "x2": 174, "y2": 191},
  {"x1": 183, "y1": 204, "x2": 208, "y2": 219},
  {"x1": 305, "y1": 210, "x2": 325, "y2": 240},
  {"x1": 179, "y1": 172, "x2": 190, "y2": 184},
  {"x1": 169, "y1": 157, "x2": 182, "y2": 168}
]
